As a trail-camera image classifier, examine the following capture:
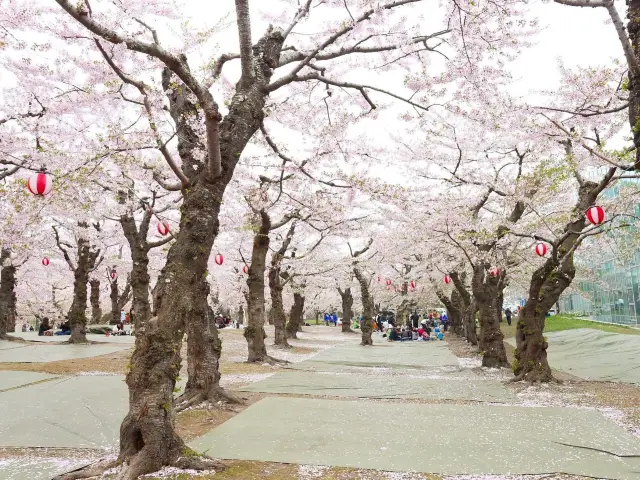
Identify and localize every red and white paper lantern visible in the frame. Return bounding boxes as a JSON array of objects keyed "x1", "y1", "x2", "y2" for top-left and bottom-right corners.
[
  {"x1": 110, "y1": 269, "x2": 118, "y2": 280},
  {"x1": 214, "y1": 253, "x2": 224, "y2": 266},
  {"x1": 535, "y1": 242, "x2": 548, "y2": 257},
  {"x1": 27, "y1": 171, "x2": 53, "y2": 196},
  {"x1": 42, "y1": 257, "x2": 50, "y2": 266},
  {"x1": 157, "y1": 221, "x2": 170, "y2": 236},
  {"x1": 242, "y1": 264, "x2": 248, "y2": 274},
  {"x1": 586, "y1": 205, "x2": 605, "y2": 226},
  {"x1": 385, "y1": 279, "x2": 392, "y2": 286},
  {"x1": 444, "y1": 275, "x2": 452, "y2": 284},
  {"x1": 489, "y1": 267, "x2": 501, "y2": 277},
  {"x1": 409, "y1": 280, "x2": 416, "y2": 289}
]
